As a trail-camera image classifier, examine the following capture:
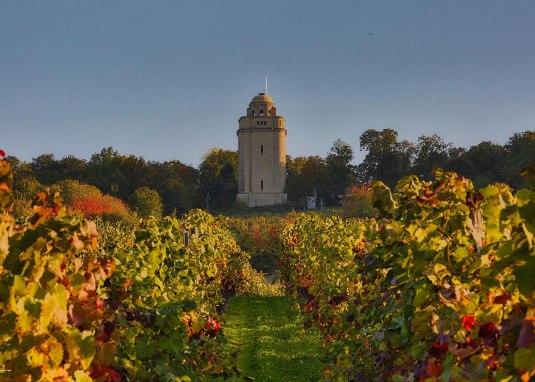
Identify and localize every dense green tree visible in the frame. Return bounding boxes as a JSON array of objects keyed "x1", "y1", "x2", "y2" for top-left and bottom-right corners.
[
  {"x1": 501, "y1": 131, "x2": 535, "y2": 189},
  {"x1": 154, "y1": 161, "x2": 200, "y2": 215},
  {"x1": 6, "y1": 156, "x2": 33, "y2": 179},
  {"x1": 58, "y1": 155, "x2": 87, "y2": 181},
  {"x1": 443, "y1": 147, "x2": 469, "y2": 175},
  {"x1": 199, "y1": 148, "x2": 238, "y2": 209},
  {"x1": 411, "y1": 134, "x2": 451, "y2": 179},
  {"x1": 31, "y1": 154, "x2": 62, "y2": 184},
  {"x1": 325, "y1": 139, "x2": 354, "y2": 202},
  {"x1": 462, "y1": 141, "x2": 506, "y2": 187},
  {"x1": 286, "y1": 155, "x2": 327, "y2": 204},
  {"x1": 357, "y1": 129, "x2": 415, "y2": 188},
  {"x1": 129, "y1": 186, "x2": 163, "y2": 219},
  {"x1": 86, "y1": 147, "x2": 148, "y2": 200}
]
